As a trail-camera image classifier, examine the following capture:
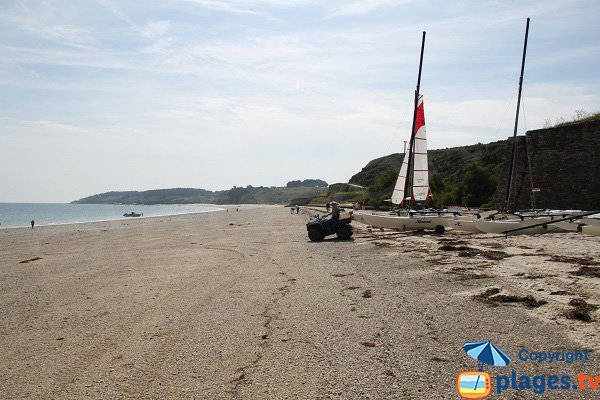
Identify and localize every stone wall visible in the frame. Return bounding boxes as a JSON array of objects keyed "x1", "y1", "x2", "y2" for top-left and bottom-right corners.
[{"x1": 495, "y1": 119, "x2": 600, "y2": 211}]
